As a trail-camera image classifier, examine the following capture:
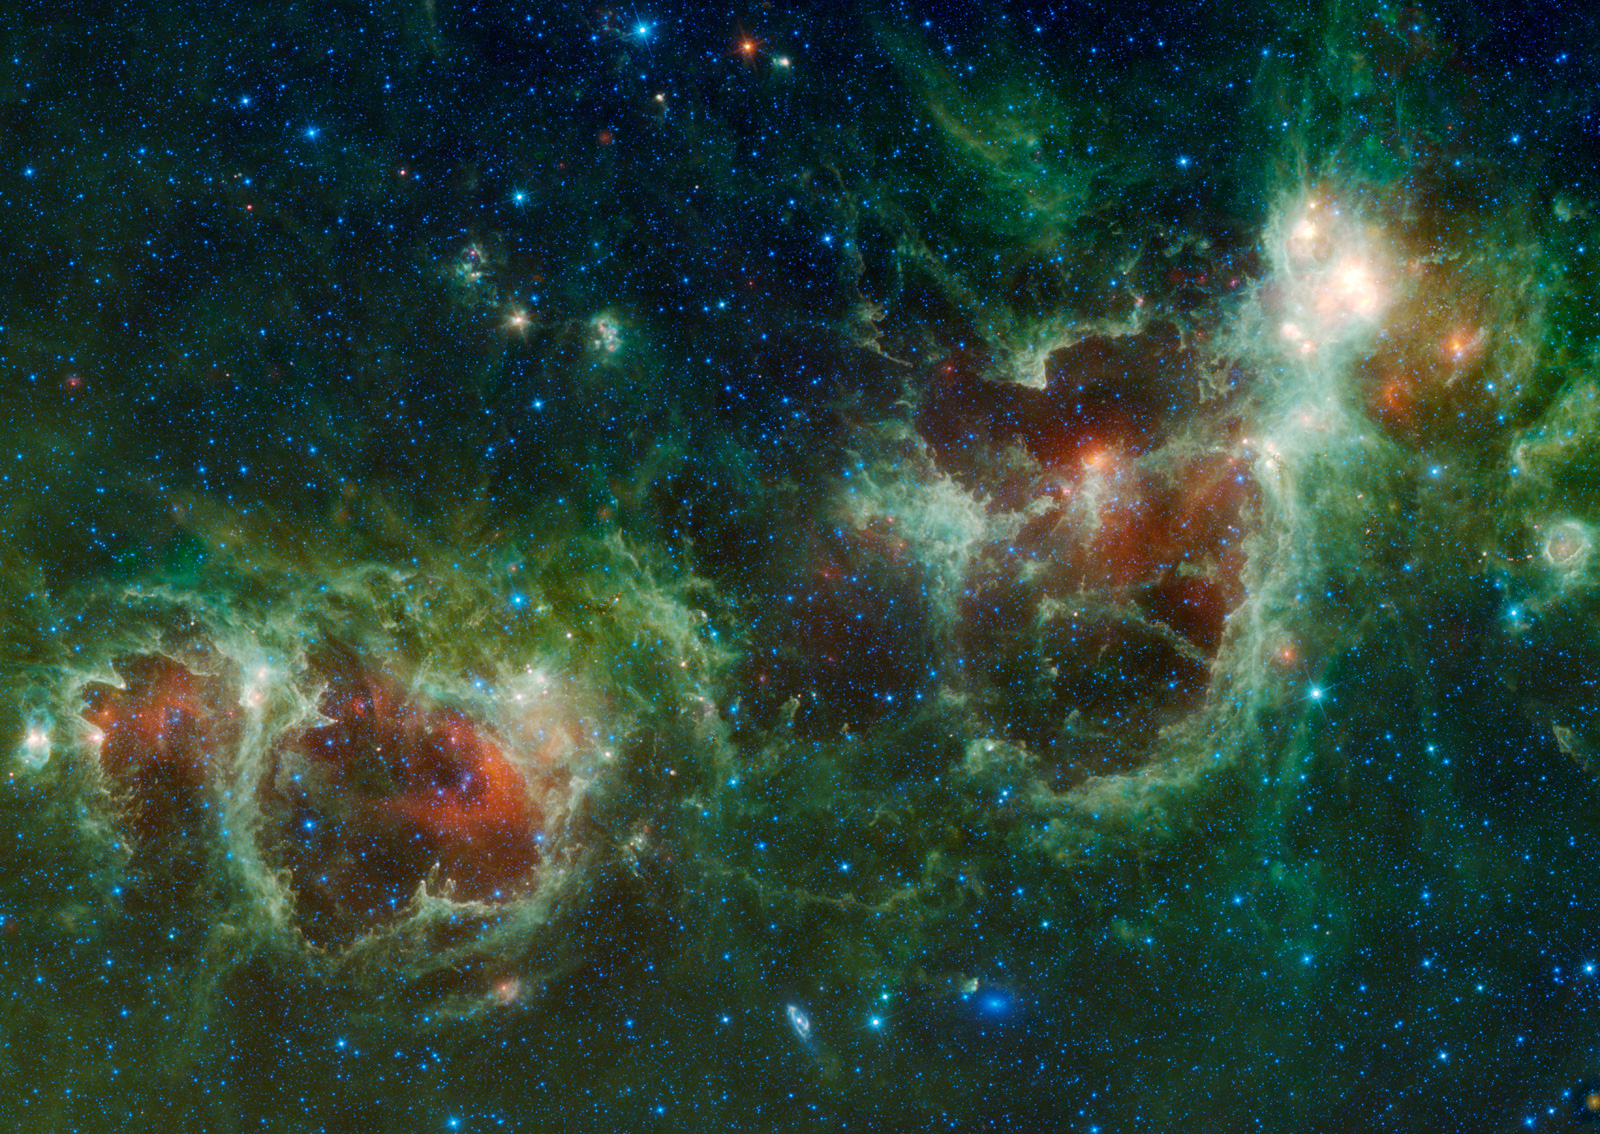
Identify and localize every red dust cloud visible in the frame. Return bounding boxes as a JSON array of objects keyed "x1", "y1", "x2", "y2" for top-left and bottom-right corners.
[
  {"x1": 82, "y1": 649, "x2": 547, "y2": 944},
  {"x1": 268, "y1": 664, "x2": 545, "y2": 944}
]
